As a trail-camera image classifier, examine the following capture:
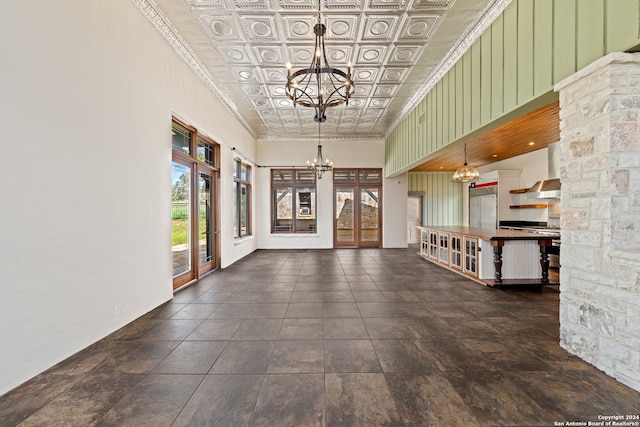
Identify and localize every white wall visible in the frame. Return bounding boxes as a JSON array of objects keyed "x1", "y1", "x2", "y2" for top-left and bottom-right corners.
[
  {"x1": 255, "y1": 139, "x2": 406, "y2": 248},
  {"x1": 383, "y1": 173, "x2": 409, "y2": 248},
  {"x1": 477, "y1": 147, "x2": 549, "y2": 188},
  {"x1": 222, "y1": 146, "x2": 259, "y2": 268},
  {"x1": 0, "y1": 1, "x2": 255, "y2": 394}
]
